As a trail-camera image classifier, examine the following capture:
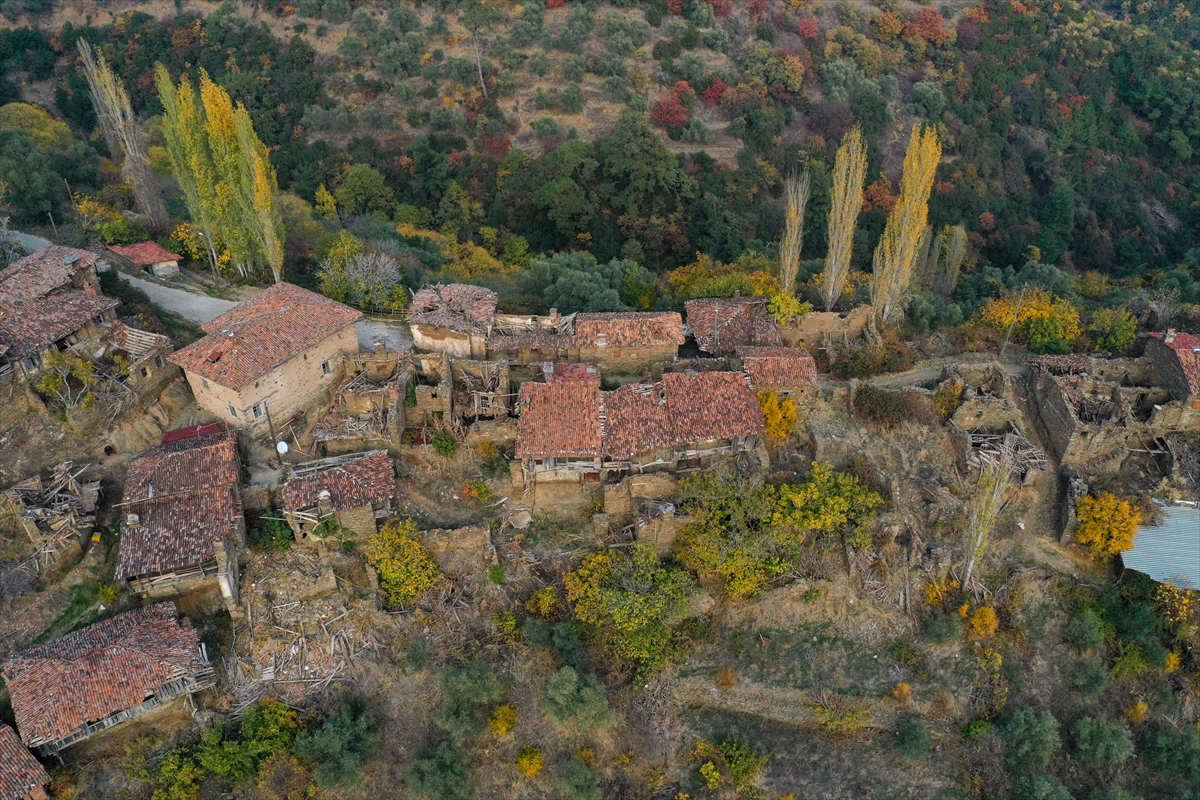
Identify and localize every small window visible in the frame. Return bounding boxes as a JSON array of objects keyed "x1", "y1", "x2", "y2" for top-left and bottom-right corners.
[
  {"x1": 141, "y1": 366, "x2": 151, "y2": 378},
  {"x1": 23, "y1": 355, "x2": 40, "y2": 371},
  {"x1": 252, "y1": 403, "x2": 264, "y2": 420},
  {"x1": 156, "y1": 355, "x2": 165, "y2": 368},
  {"x1": 228, "y1": 404, "x2": 238, "y2": 419},
  {"x1": 321, "y1": 360, "x2": 332, "y2": 376}
]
